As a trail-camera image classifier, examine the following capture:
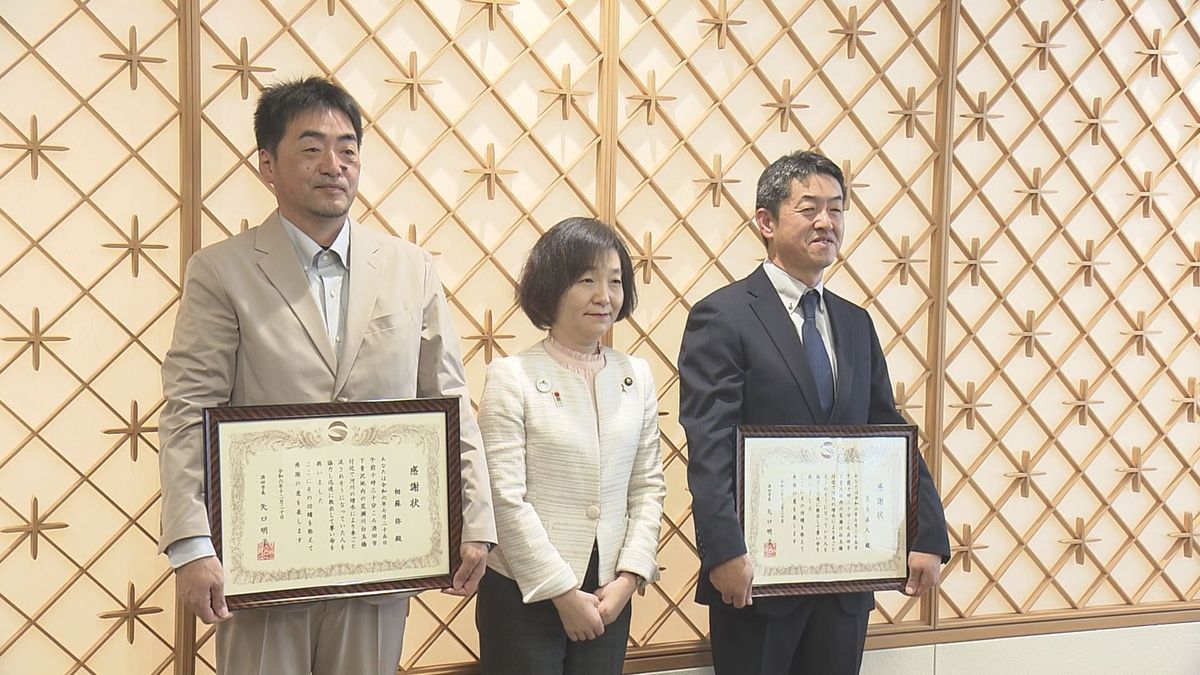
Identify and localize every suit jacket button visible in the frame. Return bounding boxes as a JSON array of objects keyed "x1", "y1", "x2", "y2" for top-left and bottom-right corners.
[{"x1": 586, "y1": 505, "x2": 600, "y2": 519}]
